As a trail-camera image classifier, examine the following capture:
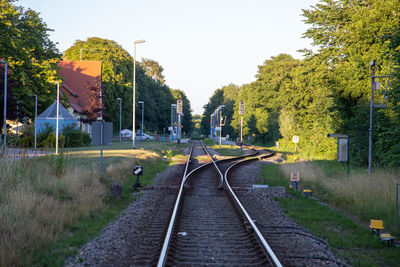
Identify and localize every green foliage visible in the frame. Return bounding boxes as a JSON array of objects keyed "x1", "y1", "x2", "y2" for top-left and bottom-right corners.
[
  {"x1": 200, "y1": 84, "x2": 239, "y2": 138},
  {"x1": 201, "y1": 1, "x2": 400, "y2": 165},
  {"x1": 63, "y1": 37, "x2": 178, "y2": 134},
  {"x1": 62, "y1": 125, "x2": 91, "y2": 147},
  {"x1": 165, "y1": 149, "x2": 173, "y2": 161},
  {"x1": 0, "y1": 0, "x2": 61, "y2": 129},
  {"x1": 170, "y1": 89, "x2": 193, "y2": 134},
  {"x1": 302, "y1": 0, "x2": 400, "y2": 165},
  {"x1": 141, "y1": 58, "x2": 165, "y2": 84}
]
